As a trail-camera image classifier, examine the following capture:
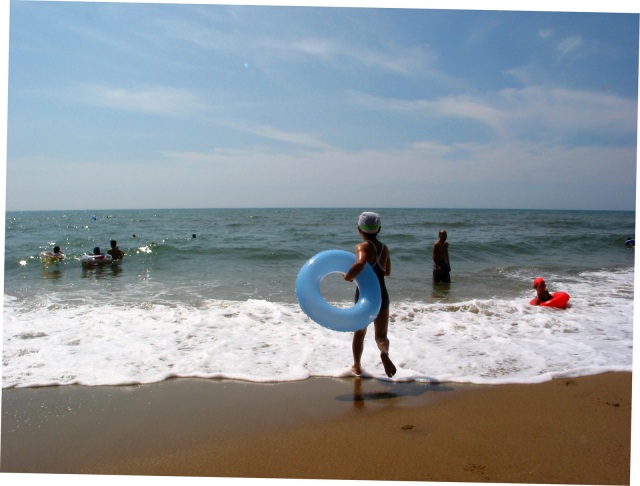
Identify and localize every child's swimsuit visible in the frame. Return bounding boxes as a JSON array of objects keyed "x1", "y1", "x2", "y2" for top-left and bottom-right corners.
[
  {"x1": 354, "y1": 240, "x2": 390, "y2": 312},
  {"x1": 538, "y1": 291, "x2": 552, "y2": 302}
]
